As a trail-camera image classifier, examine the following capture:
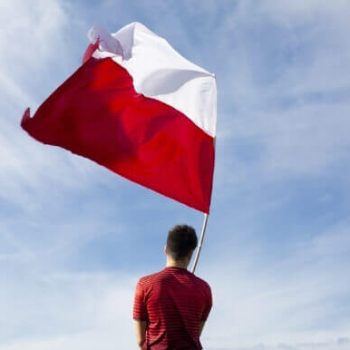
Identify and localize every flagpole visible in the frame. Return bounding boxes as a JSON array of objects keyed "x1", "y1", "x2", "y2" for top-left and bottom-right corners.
[{"x1": 191, "y1": 213, "x2": 209, "y2": 274}]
